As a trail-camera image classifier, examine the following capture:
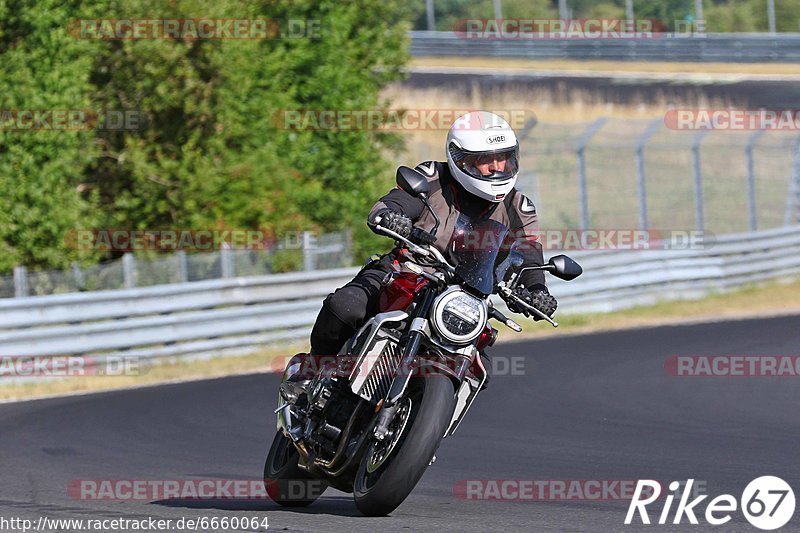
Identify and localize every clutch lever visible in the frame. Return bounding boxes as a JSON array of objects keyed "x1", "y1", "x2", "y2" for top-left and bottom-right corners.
[{"x1": 373, "y1": 222, "x2": 432, "y2": 258}]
